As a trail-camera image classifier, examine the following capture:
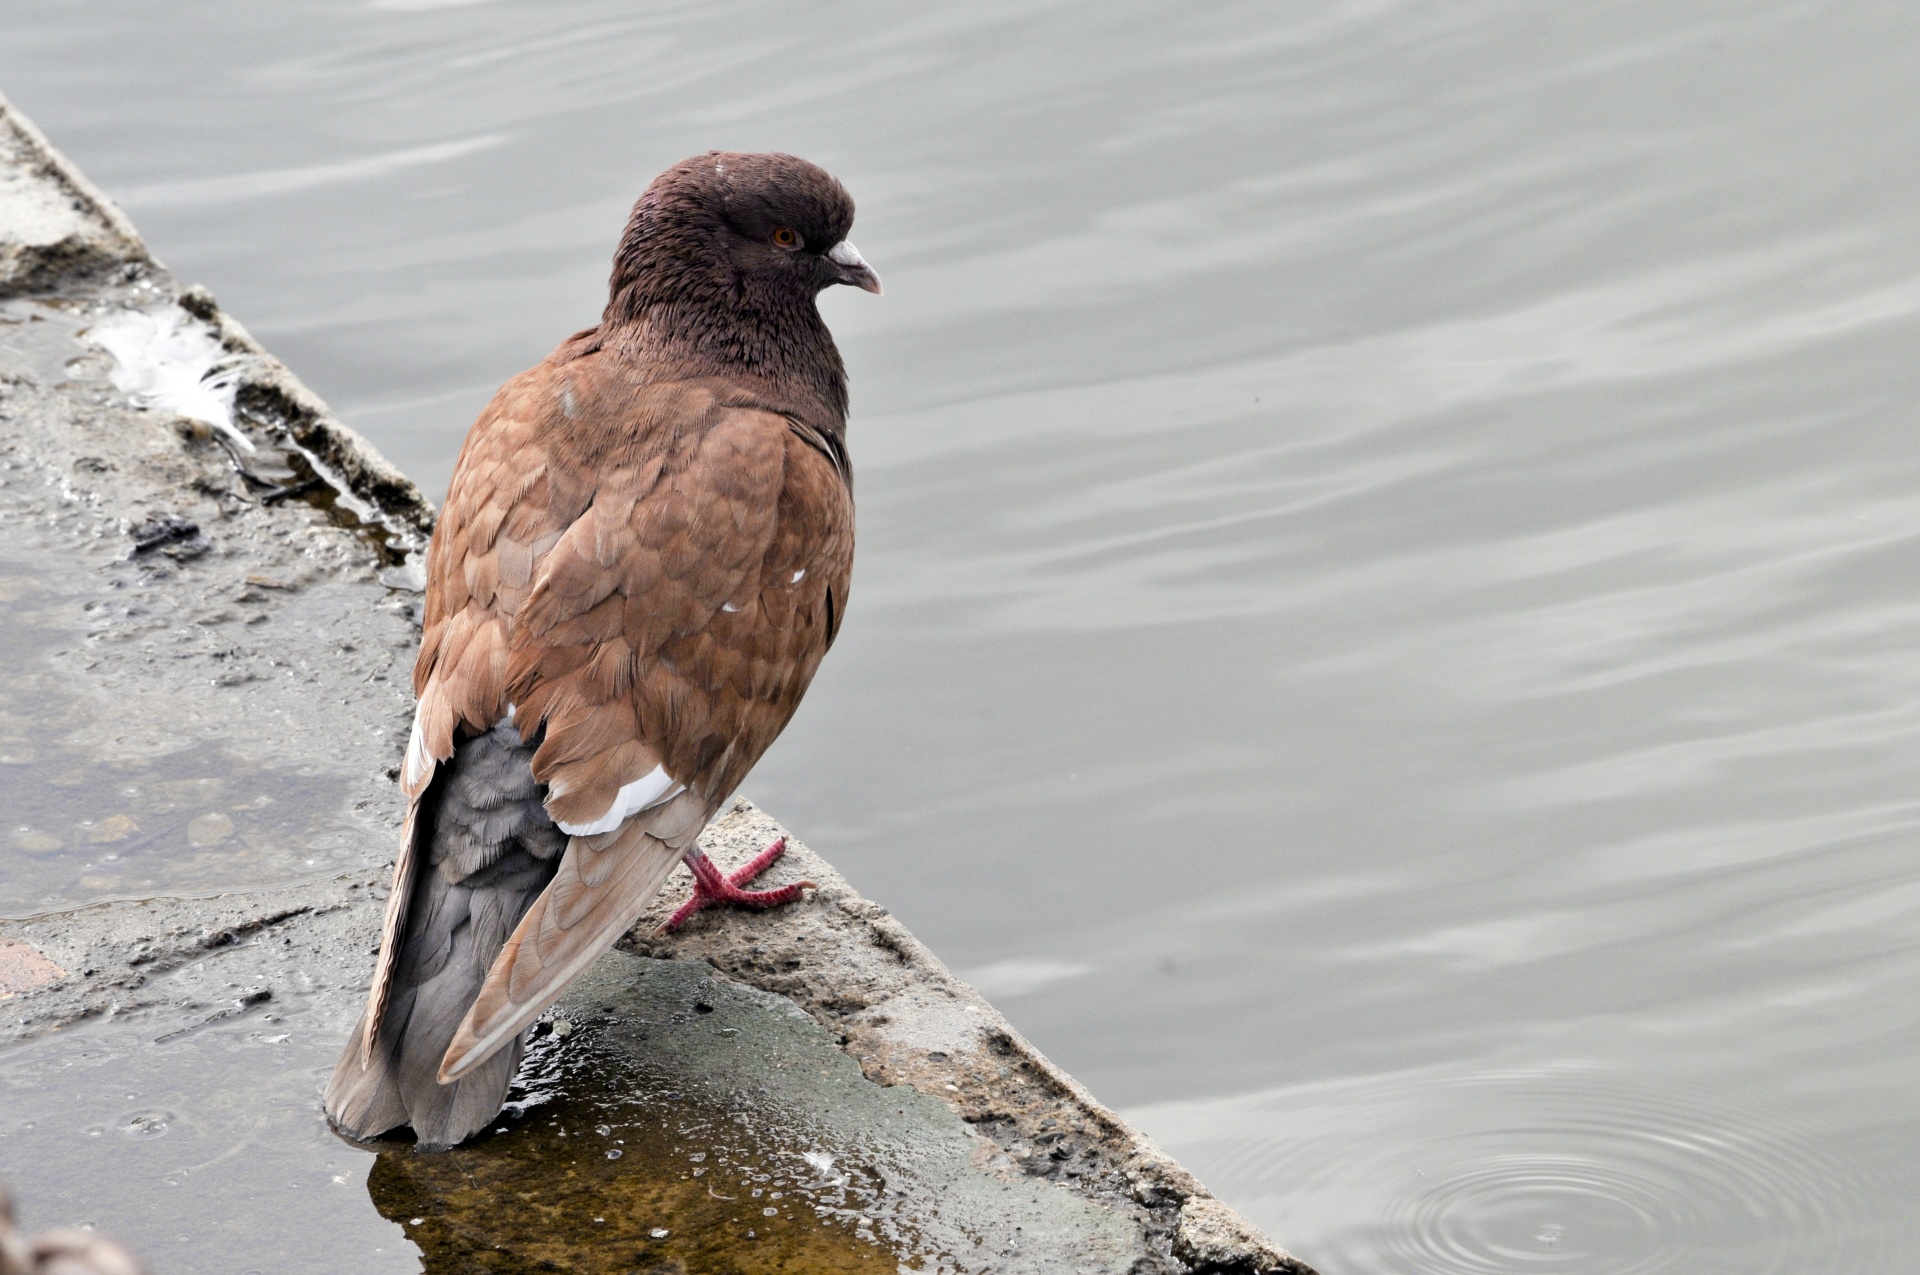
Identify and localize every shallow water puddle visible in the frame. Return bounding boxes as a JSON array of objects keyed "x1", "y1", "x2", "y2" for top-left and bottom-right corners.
[{"x1": 369, "y1": 1066, "x2": 900, "y2": 1274}]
